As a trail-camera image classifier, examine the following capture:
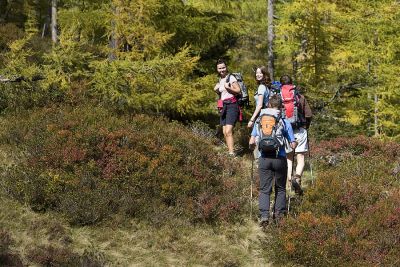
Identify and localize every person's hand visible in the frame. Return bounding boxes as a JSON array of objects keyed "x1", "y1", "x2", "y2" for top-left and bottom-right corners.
[
  {"x1": 224, "y1": 82, "x2": 231, "y2": 90},
  {"x1": 249, "y1": 136, "x2": 256, "y2": 150},
  {"x1": 247, "y1": 120, "x2": 254, "y2": 128},
  {"x1": 290, "y1": 141, "x2": 298, "y2": 150},
  {"x1": 214, "y1": 83, "x2": 220, "y2": 93}
]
